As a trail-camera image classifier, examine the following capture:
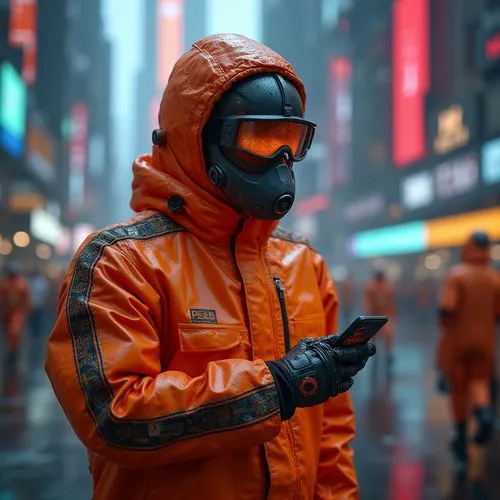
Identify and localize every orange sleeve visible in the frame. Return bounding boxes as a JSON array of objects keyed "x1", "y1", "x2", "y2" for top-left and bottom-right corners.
[
  {"x1": 313, "y1": 252, "x2": 359, "y2": 499},
  {"x1": 45, "y1": 237, "x2": 281, "y2": 469}
]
